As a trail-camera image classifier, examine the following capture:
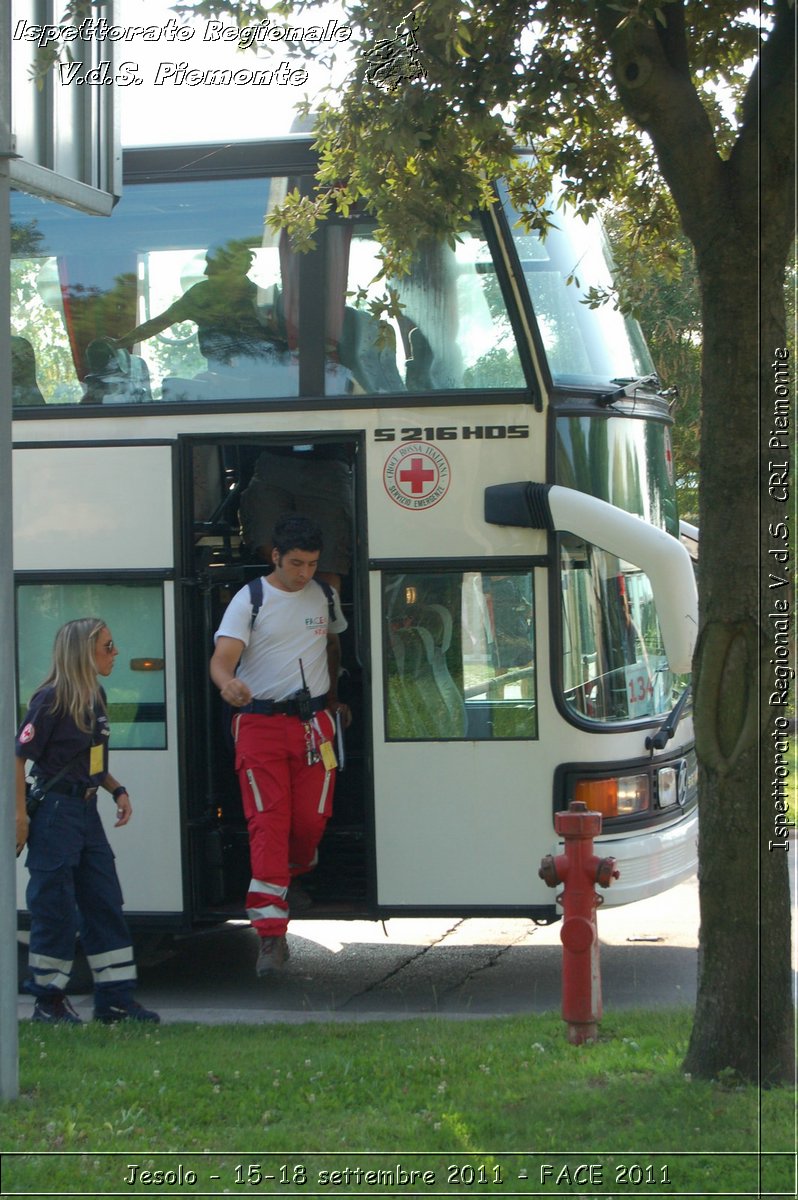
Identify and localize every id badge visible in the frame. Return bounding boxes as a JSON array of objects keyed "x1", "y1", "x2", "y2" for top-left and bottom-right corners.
[
  {"x1": 319, "y1": 740, "x2": 337, "y2": 771},
  {"x1": 89, "y1": 743, "x2": 104, "y2": 776}
]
